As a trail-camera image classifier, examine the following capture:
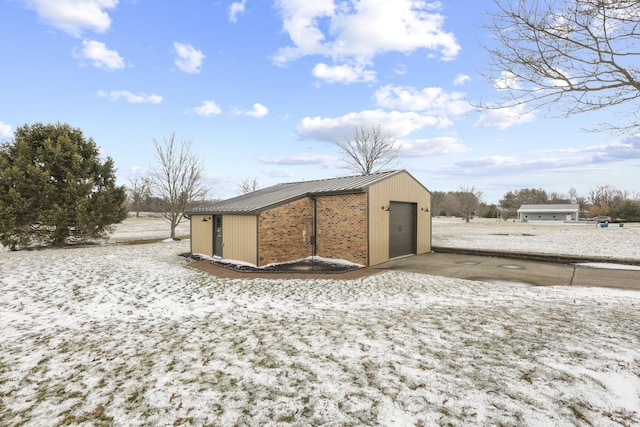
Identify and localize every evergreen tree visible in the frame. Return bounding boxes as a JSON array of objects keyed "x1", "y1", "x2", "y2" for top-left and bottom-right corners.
[{"x1": 0, "y1": 122, "x2": 127, "y2": 249}]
